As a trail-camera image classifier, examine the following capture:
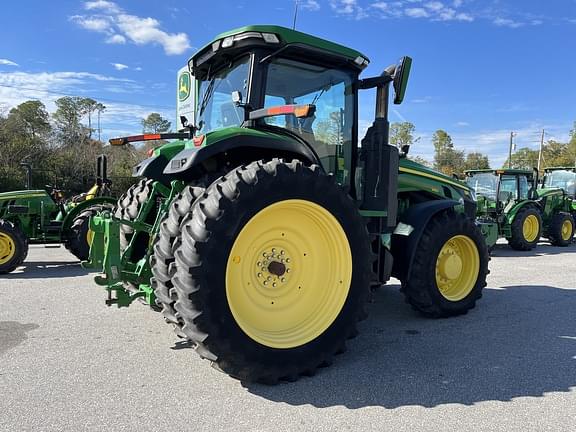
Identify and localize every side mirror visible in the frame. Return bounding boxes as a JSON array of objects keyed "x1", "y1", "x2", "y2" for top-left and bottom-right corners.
[
  {"x1": 393, "y1": 56, "x2": 412, "y2": 105},
  {"x1": 232, "y1": 91, "x2": 243, "y2": 106},
  {"x1": 400, "y1": 144, "x2": 410, "y2": 157}
]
